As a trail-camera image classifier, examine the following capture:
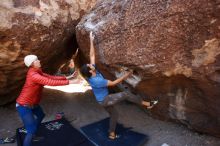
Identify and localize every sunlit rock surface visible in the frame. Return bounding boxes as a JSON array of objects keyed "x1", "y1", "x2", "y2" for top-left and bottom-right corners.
[
  {"x1": 76, "y1": 0, "x2": 220, "y2": 137},
  {"x1": 0, "y1": 0, "x2": 97, "y2": 105}
]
